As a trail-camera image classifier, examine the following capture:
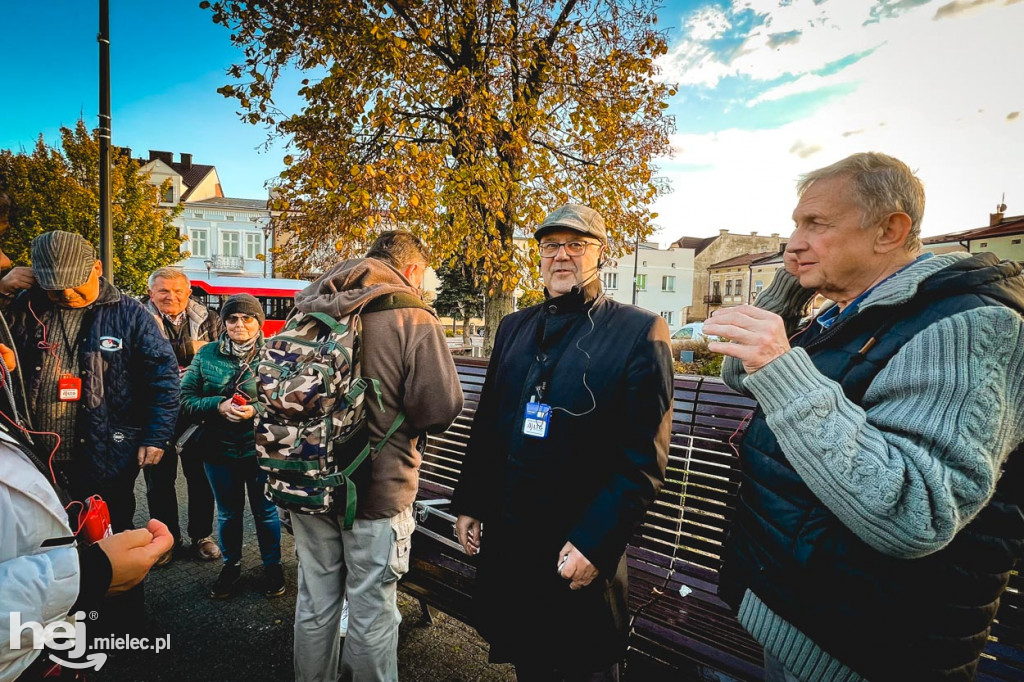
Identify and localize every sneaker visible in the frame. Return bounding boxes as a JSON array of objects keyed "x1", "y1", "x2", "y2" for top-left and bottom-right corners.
[
  {"x1": 210, "y1": 563, "x2": 241, "y2": 599},
  {"x1": 192, "y1": 536, "x2": 222, "y2": 561},
  {"x1": 262, "y1": 563, "x2": 286, "y2": 598},
  {"x1": 339, "y1": 598, "x2": 349, "y2": 638}
]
